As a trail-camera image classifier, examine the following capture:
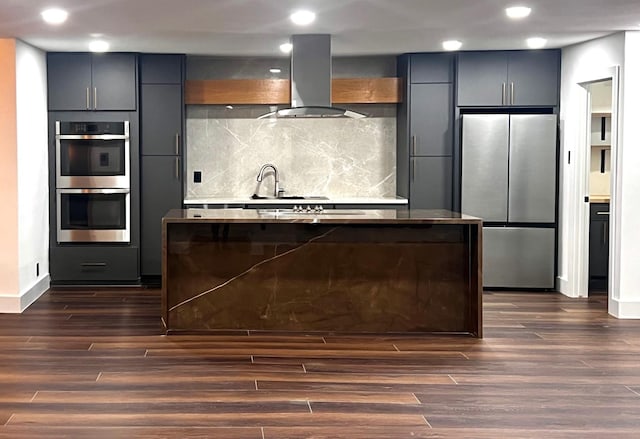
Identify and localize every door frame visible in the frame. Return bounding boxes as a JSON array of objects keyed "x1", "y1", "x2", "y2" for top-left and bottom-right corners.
[{"x1": 574, "y1": 66, "x2": 620, "y2": 303}]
